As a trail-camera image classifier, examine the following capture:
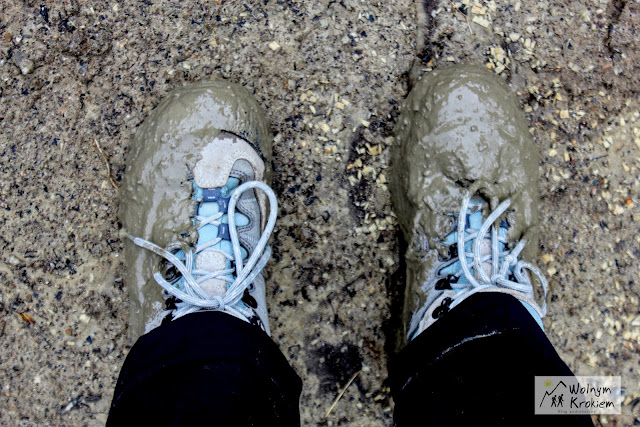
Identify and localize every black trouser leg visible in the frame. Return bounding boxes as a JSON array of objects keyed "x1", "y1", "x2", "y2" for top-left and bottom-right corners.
[
  {"x1": 107, "y1": 311, "x2": 302, "y2": 426},
  {"x1": 390, "y1": 293, "x2": 594, "y2": 426}
]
